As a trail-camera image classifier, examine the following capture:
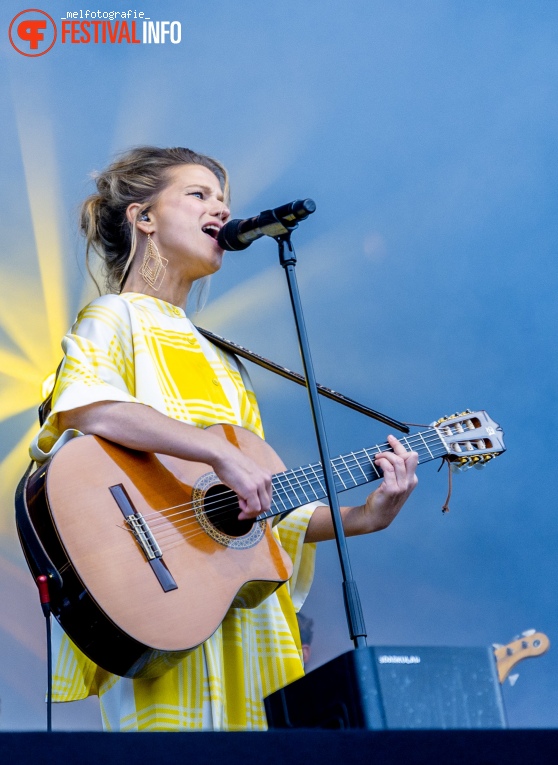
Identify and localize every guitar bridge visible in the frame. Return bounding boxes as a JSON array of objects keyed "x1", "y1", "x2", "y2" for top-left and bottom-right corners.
[
  {"x1": 109, "y1": 484, "x2": 178, "y2": 593},
  {"x1": 126, "y1": 513, "x2": 162, "y2": 561}
]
